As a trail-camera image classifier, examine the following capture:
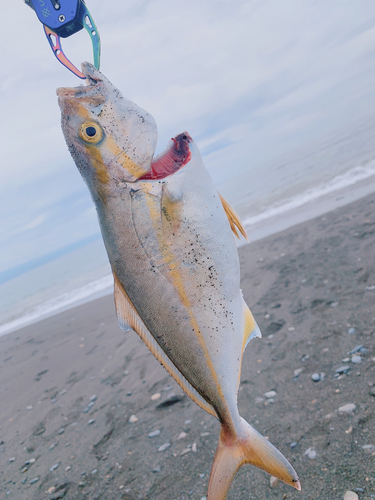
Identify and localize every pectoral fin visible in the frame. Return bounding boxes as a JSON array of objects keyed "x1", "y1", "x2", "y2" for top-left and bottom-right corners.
[
  {"x1": 243, "y1": 301, "x2": 261, "y2": 351},
  {"x1": 113, "y1": 272, "x2": 216, "y2": 418},
  {"x1": 219, "y1": 193, "x2": 248, "y2": 241}
]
